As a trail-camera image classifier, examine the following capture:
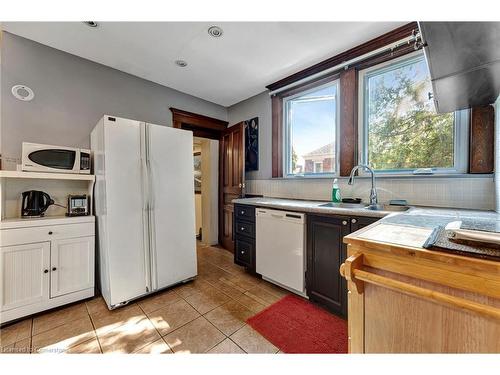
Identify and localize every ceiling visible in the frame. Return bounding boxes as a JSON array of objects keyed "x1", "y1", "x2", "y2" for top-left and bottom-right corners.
[{"x1": 2, "y1": 22, "x2": 405, "y2": 107}]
